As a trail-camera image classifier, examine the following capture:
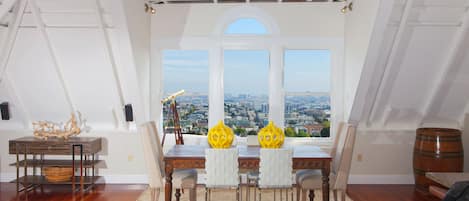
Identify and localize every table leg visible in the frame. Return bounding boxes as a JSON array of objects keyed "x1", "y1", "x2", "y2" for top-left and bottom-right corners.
[
  {"x1": 15, "y1": 143, "x2": 19, "y2": 193},
  {"x1": 165, "y1": 164, "x2": 173, "y2": 201},
  {"x1": 322, "y1": 163, "x2": 330, "y2": 201}
]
